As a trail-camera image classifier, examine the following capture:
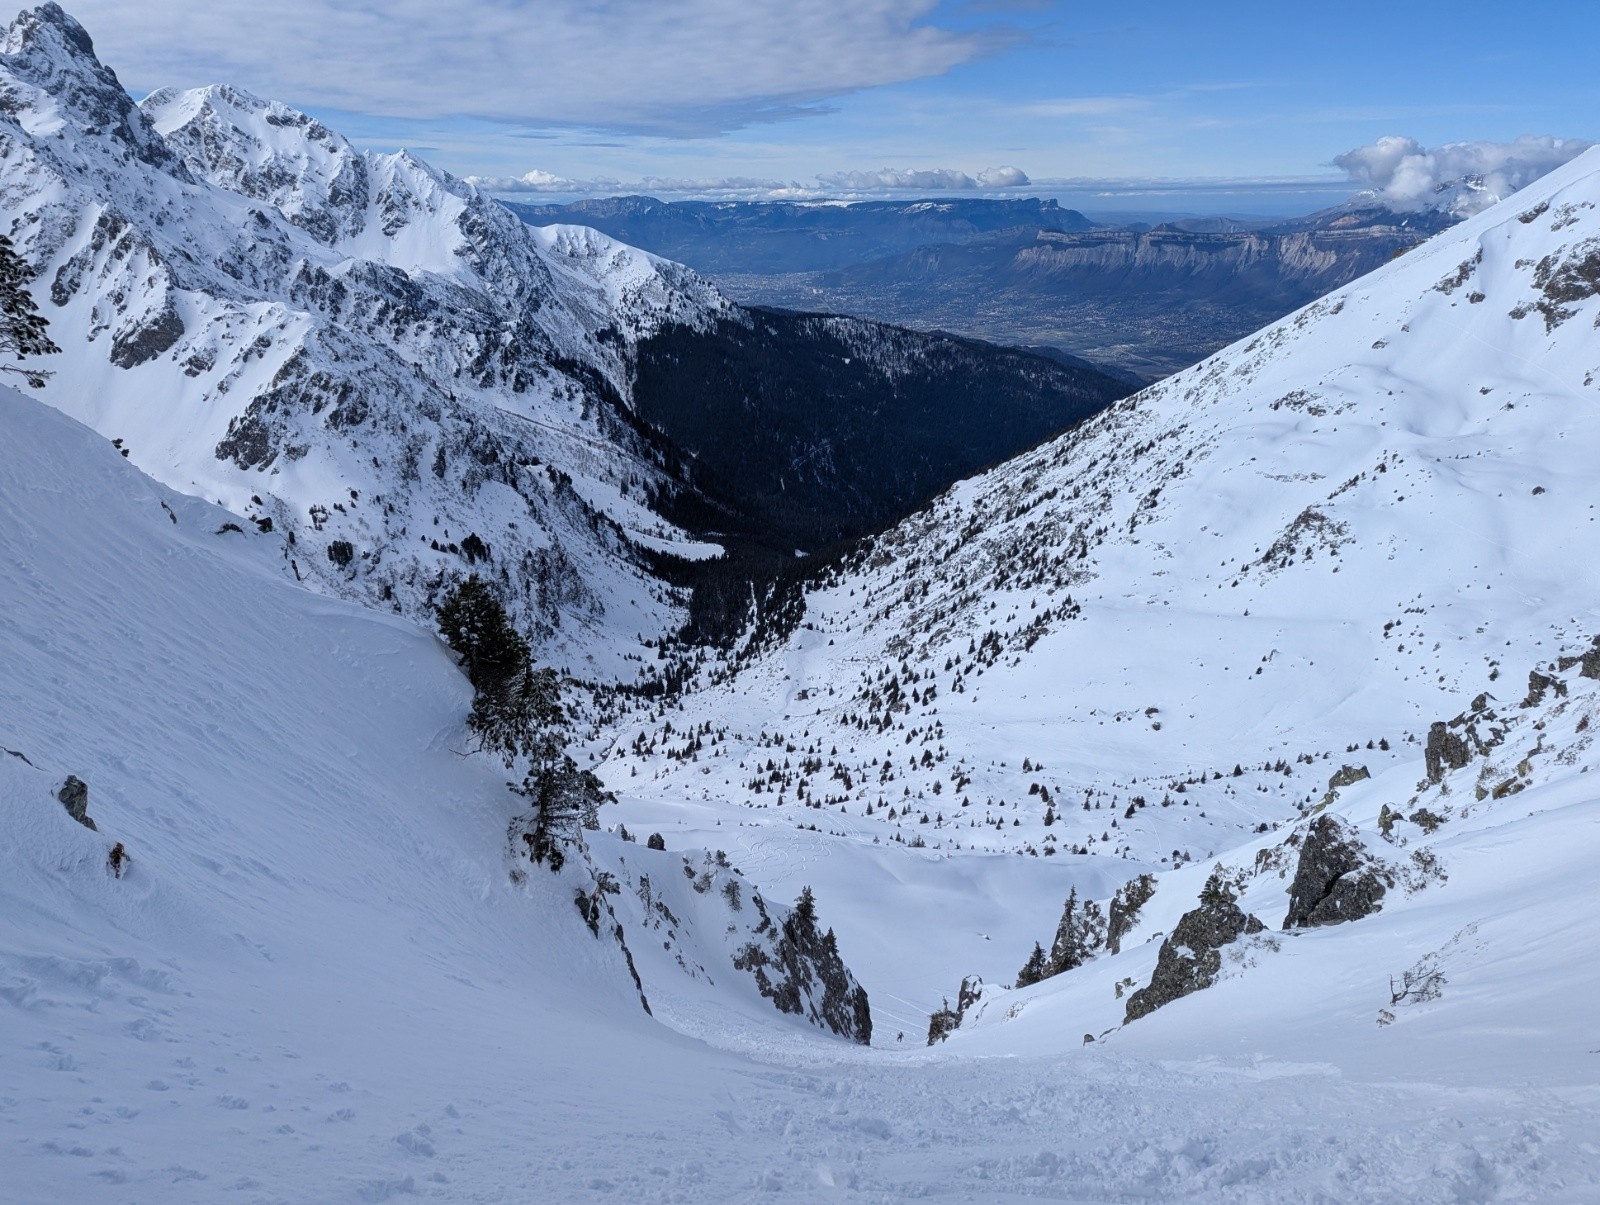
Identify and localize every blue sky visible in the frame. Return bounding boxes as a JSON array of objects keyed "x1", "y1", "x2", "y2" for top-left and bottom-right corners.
[{"x1": 63, "y1": 0, "x2": 1600, "y2": 213}]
